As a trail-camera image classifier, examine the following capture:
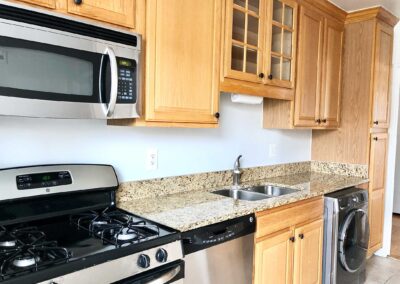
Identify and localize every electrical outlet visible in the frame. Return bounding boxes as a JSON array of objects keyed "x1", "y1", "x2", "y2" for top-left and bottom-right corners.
[
  {"x1": 268, "y1": 144, "x2": 277, "y2": 157},
  {"x1": 146, "y1": 148, "x2": 158, "y2": 170}
]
